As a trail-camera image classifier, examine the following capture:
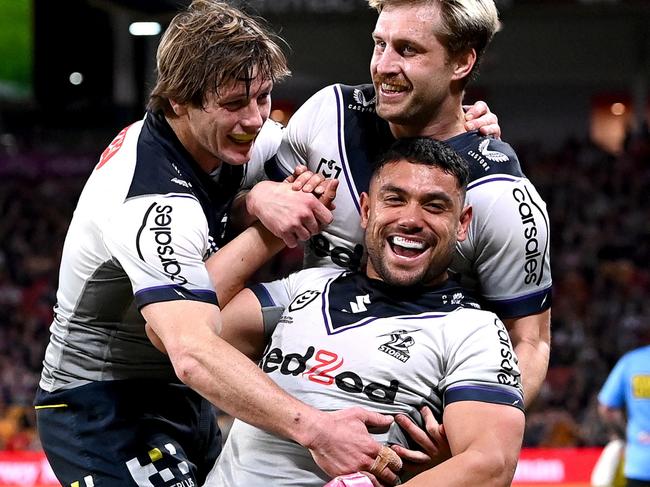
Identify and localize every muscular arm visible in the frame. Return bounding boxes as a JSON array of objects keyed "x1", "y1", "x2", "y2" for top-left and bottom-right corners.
[
  {"x1": 504, "y1": 309, "x2": 551, "y2": 407},
  {"x1": 143, "y1": 217, "x2": 399, "y2": 483},
  {"x1": 142, "y1": 299, "x2": 319, "y2": 441},
  {"x1": 218, "y1": 288, "x2": 266, "y2": 360},
  {"x1": 401, "y1": 402, "x2": 524, "y2": 487}
]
